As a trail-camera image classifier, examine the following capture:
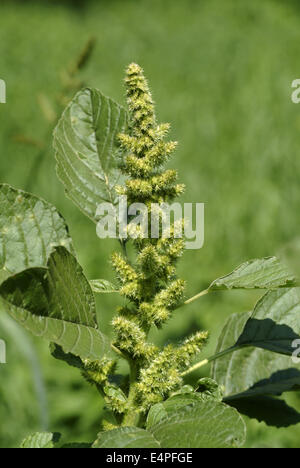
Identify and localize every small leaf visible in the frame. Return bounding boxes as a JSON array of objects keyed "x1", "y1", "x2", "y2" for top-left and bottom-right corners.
[
  {"x1": 20, "y1": 432, "x2": 60, "y2": 448},
  {"x1": 209, "y1": 257, "x2": 296, "y2": 291},
  {"x1": 0, "y1": 247, "x2": 112, "y2": 361},
  {"x1": 104, "y1": 385, "x2": 127, "y2": 404},
  {"x1": 92, "y1": 427, "x2": 160, "y2": 448},
  {"x1": 196, "y1": 377, "x2": 223, "y2": 401},
  {"x1": 90, "y1": 279, "x2": 119, "y2": 294},
  {"x1": 170, "y1": 385, "x2": 194, "y2": 397},
  {"x1": 148, "y1": 398, "x2": 246, "y2": 448},
  {"x1": 53, "y1": 88, "x2": 128, "y2": 223},
  {"x1": 227, "y1": 396, "x2": 300, "y2": 428},
  {"x1": 0, "y1": 184, "x2": 73, "y2": 284}
]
